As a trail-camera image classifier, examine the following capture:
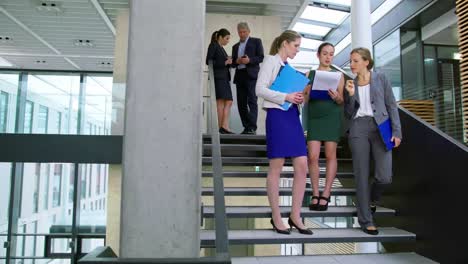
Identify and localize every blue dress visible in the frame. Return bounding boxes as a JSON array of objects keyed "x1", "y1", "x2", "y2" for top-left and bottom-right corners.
[{"x1": 266, "y1": 104, "x2": 307, "y2": 159}]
